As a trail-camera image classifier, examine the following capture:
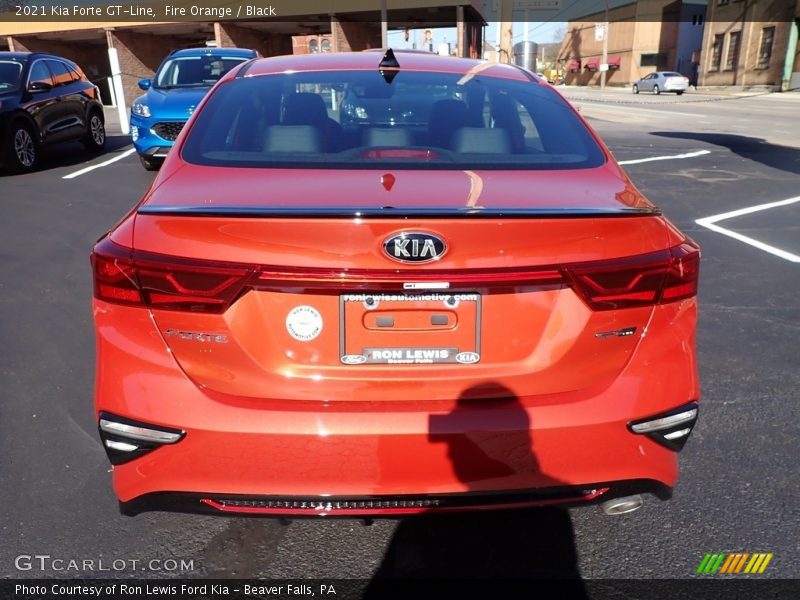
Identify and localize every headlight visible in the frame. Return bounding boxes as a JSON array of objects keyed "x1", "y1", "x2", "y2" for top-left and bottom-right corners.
[{"x1": 131, "y1": 102, "x2": 151, "y2": 118}]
